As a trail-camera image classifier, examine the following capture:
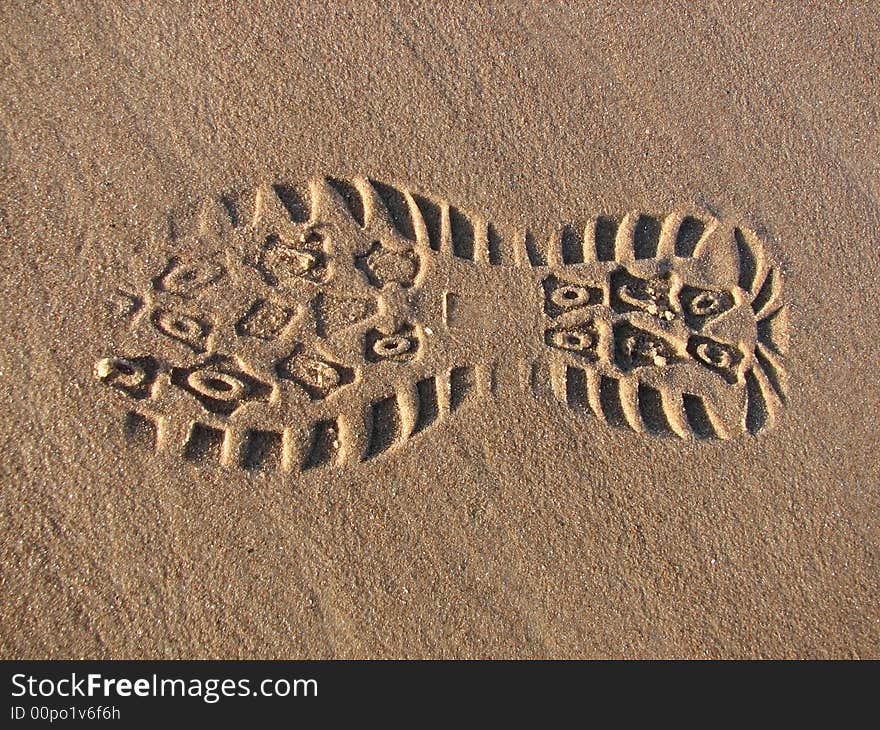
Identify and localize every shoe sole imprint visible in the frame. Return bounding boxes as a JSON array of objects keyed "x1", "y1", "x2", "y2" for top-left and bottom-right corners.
[{"x1": 96, "y1": 177, "x2": 789, "y2": 470}]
